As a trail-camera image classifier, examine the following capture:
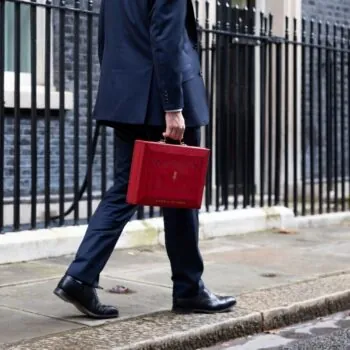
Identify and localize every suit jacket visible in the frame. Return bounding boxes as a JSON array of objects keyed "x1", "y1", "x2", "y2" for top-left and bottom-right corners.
[{"x1": 93, "y1": 0, "x2": 209, "y2": 127}]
